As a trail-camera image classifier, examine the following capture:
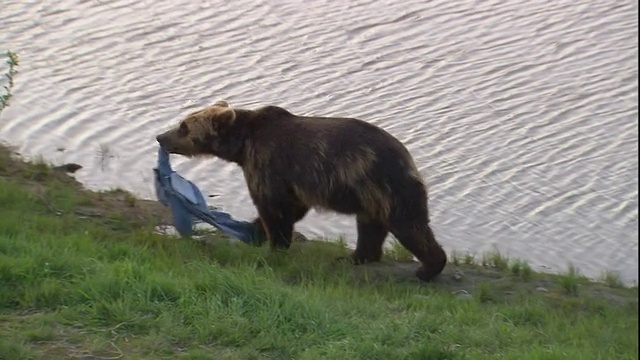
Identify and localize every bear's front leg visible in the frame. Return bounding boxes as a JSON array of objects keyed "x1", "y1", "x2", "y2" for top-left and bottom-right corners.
[
  {"x1": 250, "y1": 217, "x2": 268, "y2": 246},
  {"x1": 262, "y1": 216, "x2": 294, "y2": 250},
  {"x1": 245, "y1": 174, "x2": 300, "y2": 251},
  {"x1": 255, "y1": 207, "x2": 295, "y2": 250},
  {"x1": 352, "y1": 213, "x2": 389, "y2": 264}
]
